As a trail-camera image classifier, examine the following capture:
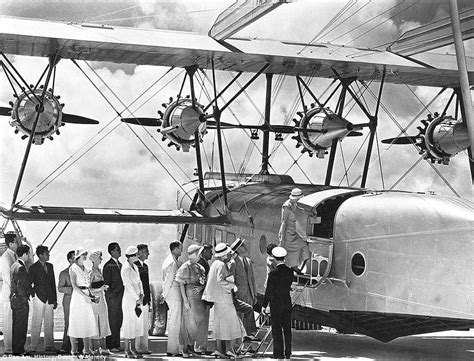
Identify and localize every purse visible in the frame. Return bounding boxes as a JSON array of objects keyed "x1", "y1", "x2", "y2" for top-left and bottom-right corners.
[{"x1": 135, "y1": 305, "x2": 142, "y2": 317}]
